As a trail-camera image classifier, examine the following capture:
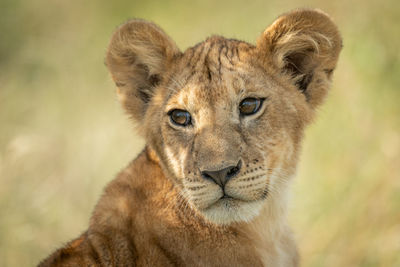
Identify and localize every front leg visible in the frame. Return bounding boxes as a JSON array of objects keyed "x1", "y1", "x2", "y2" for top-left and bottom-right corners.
[
  {"x1": 38, "y1": 230, "x2": 137, "y2": 267},
  {"x1": 38, "y1": 232, "x2": 99, "y2": 266}
]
